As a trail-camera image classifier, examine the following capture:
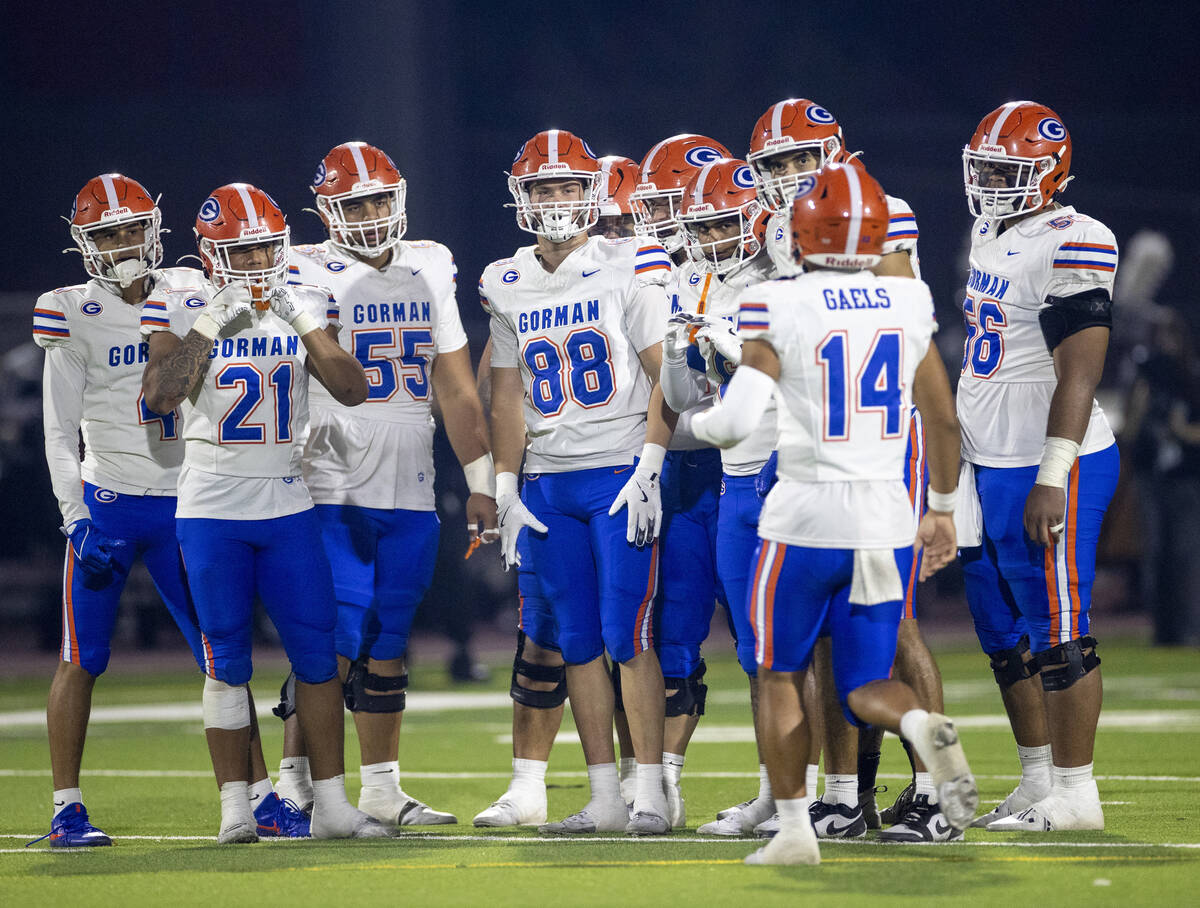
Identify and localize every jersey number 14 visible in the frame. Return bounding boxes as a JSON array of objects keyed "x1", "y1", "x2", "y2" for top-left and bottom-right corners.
[{"x1": 816, "y1": 329, "x2": 905, "y2": 440}]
